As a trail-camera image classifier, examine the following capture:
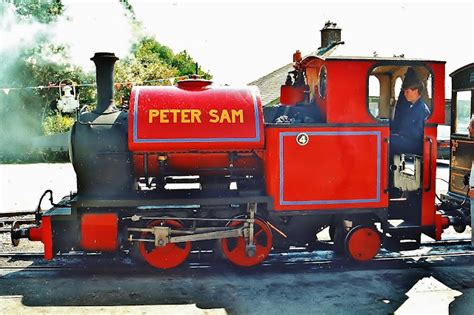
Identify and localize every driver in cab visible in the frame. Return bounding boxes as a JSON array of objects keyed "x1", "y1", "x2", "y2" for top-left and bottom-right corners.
[{"x1": 390, "y1": 68, "x2": 430, "y2": 156}]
